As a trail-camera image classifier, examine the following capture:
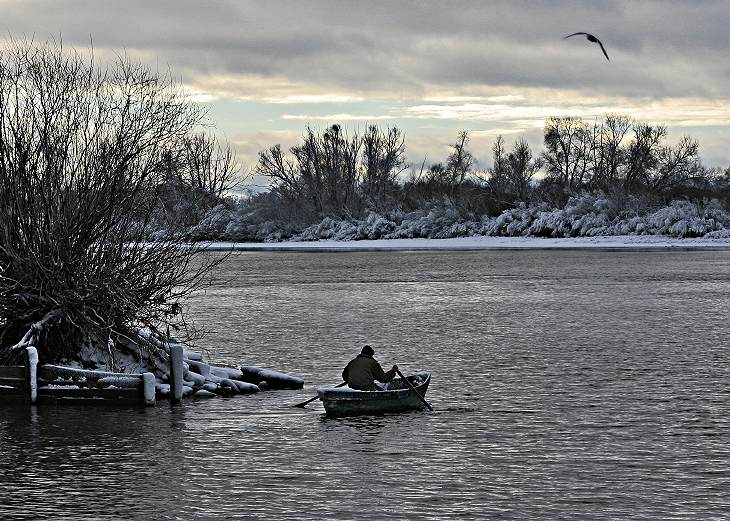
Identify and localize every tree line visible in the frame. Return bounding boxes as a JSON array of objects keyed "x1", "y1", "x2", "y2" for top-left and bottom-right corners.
[{"x1": 246, "y1": 117, "x2": 729, "y2": 227}]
